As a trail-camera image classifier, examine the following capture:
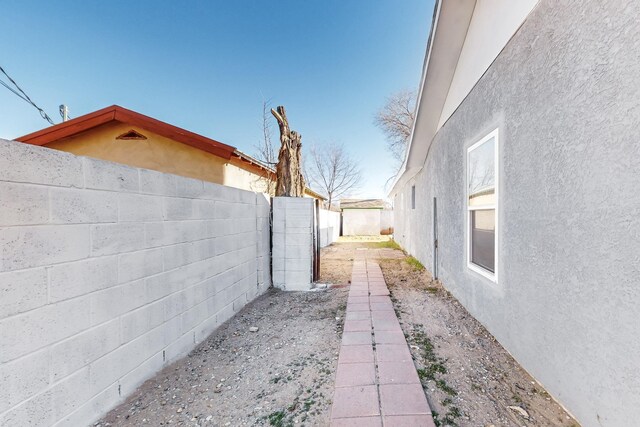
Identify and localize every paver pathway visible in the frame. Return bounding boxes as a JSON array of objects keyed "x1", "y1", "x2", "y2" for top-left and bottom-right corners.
[{"x1": 329, "y1": 260, "x2": 436, "y2": 427}]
